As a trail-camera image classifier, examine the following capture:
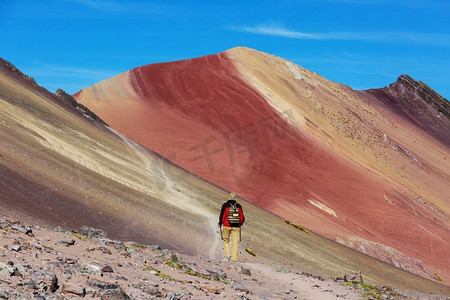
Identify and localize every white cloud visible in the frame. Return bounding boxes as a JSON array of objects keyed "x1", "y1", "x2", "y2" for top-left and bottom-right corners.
[
  {"x1": 226, "y1": 25, "x2": 318, "y2": 39},
  {"x1": 226, "y1": 24, "x2": 450, "y2": 47}
]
